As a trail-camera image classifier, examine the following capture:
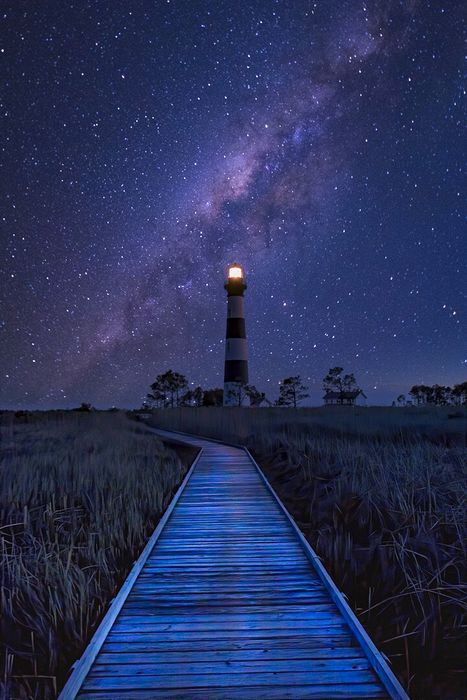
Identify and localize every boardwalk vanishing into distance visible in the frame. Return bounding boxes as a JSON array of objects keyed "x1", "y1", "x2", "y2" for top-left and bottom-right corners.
[{"x1": 59, "y1": 429, "x2": 408, "y2": 700}]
